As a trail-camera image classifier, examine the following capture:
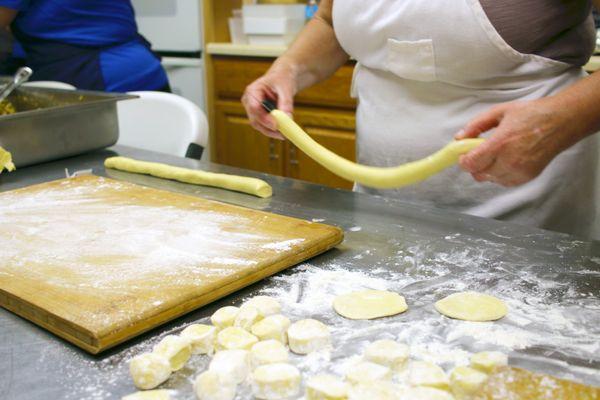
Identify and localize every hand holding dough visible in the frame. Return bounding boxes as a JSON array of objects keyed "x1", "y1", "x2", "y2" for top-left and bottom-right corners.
[
  {"x1": 269, "y1": 109, "x2": 484, "y2": 189},
  {"x1": 104, "y1": 156, "x2": 272, "y2": 198}
]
